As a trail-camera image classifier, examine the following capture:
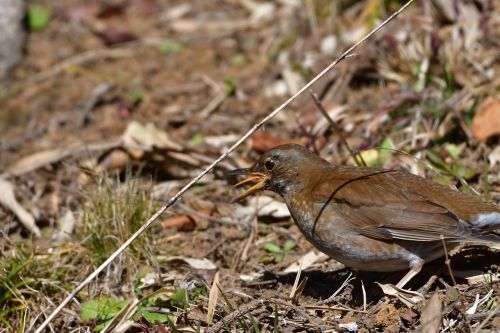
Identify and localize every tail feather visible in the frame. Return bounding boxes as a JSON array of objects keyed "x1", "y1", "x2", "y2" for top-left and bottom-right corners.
[{"x1": 470, "y1": 212, "x2": 500, "y2": 232}]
